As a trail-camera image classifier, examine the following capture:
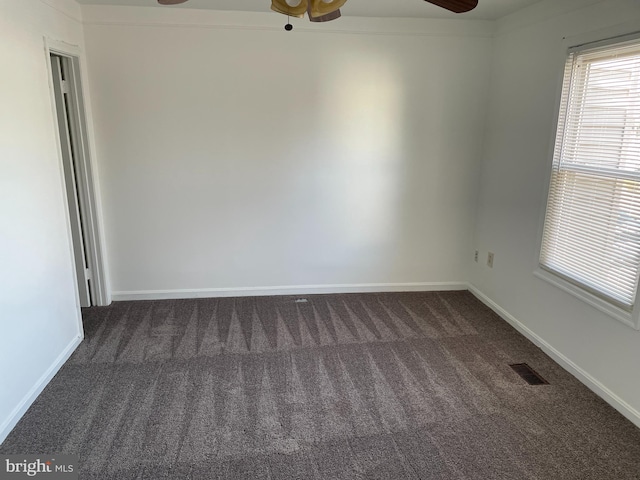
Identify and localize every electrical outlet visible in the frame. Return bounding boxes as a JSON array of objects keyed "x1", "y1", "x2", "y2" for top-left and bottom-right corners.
[
  {"x1": 474, "y1": 250, "x2": 479, "y2": 262},
  {"x1": 487, "y1": 252, "x2": 494, "y2": 268}
]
